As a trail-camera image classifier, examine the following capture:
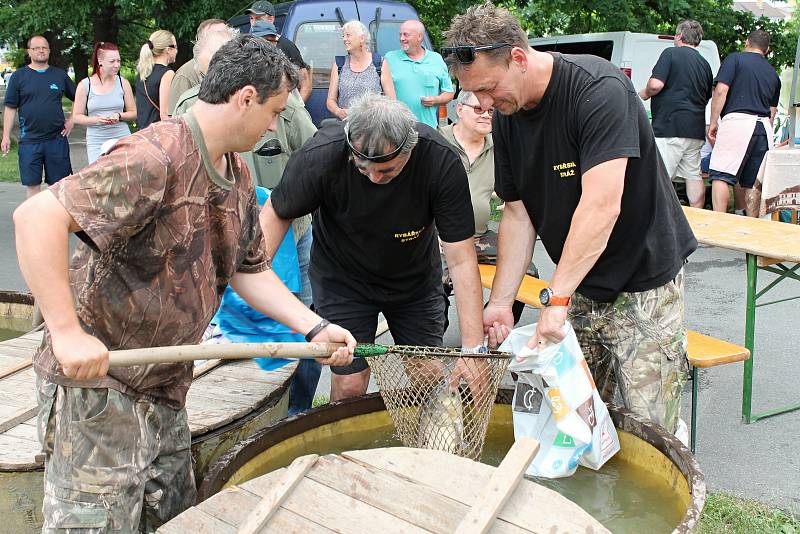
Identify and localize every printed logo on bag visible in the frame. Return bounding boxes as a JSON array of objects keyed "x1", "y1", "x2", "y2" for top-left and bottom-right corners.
[
  {"x1": 552, "y1": 346, "x2": 575, "y2": 375},
  {"x1": 513, "y1": 380, "x2": 543, "y2": 414},
  {"x1": 553, "y1": 431, "x2": 575, "y2": 448},
  {"x1": 600, "y1": 425, "x2": 616, "y2": 456},
  {"x1": 579, "y1": 358, "x2": 597, "y2": 389},
  {"x1": 575, "y1": 396, "x2": 597, "y2": 429},
  {"x1": 546, "y1": 389, "x2": 569, "y2": 421}
]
